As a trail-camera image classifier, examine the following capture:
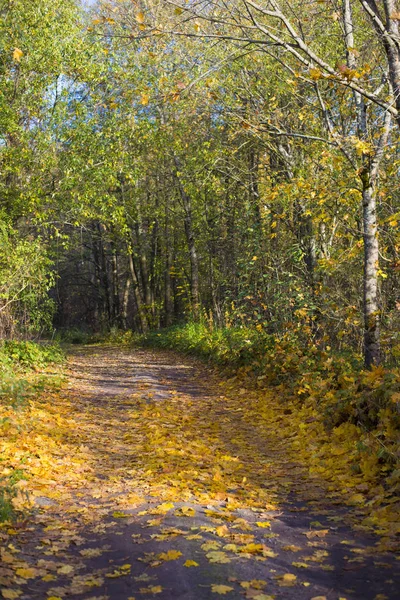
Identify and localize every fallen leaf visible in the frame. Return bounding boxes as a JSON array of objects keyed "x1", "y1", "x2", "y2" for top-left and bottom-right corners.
[
  {"x1": 211, "y1": 584, "x2": 234, "y2": 594},
  {"x1": 157, "y1": 550, "x2": 182, "y2": 561},
  {"x1": 57, "y1": 565, "x2": 74, "y2": 575},
  {"x1": 1, "y1": 592, "x2": 22, "y2": 600},
  {"x1": 206, "y1": 551, "x2": 231, "y2": 564},
  {"x1": 304, "y1": 530, "x2": 329, "y2": 539},
  {"x1": 183, "y1": 560, "x2": 199, "y2": 567},
  {"x1": 240, "y1": 580, "x2": 267, "y2": 589},
  {"x1": 15, "y1": 568, "x2": 37, "y2": 579},
  {"x1": 282, "y1": 544, "x2": 302, "y2": 552},
  {"x1": 275, "y1": 573, "x2": 297, "y2": 587},
  {"x1": 139, "y1": 586, "x2": 162, "y2": 595}
]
